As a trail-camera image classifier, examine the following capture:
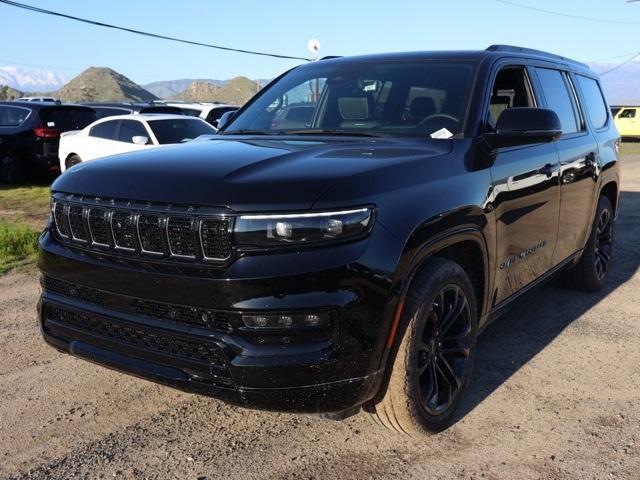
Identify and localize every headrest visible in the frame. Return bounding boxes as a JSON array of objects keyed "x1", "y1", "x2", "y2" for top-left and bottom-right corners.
[
  {"x1": 338, "y1": 97, "x2": 369, "y2": 120},
  {"x1": 491, "y1": 95, "x2": 512, "y2": 105},
  {"x1": 410, "y1": 97, "x2": 436, "y2": 118}
]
